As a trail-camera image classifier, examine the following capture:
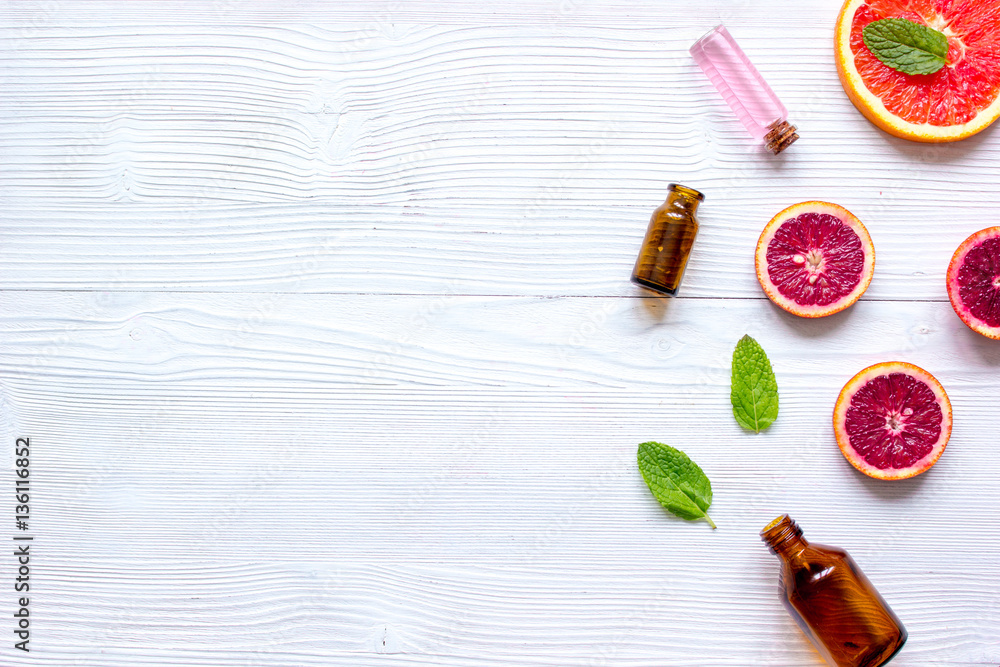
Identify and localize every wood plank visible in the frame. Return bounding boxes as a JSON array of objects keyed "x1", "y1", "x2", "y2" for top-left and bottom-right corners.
[
  {"x1": 2, "y1": 294, "x2": 997, "y2": 664},
  {"x1": 0, "y1": 200, "x2": 980, "y2": 299},
  {"x1": 14, "y1": 559, "x2": 1000, "y2": 665},
  {"x1": 2, "y1": 292, "x2": 997, "y2": 389},
  {"x1": 0, "y1": 0, "x2": 863, "y2": 27},
  {"x1": 2, "y1": 23, "x2": 996, "y2": 296}
]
